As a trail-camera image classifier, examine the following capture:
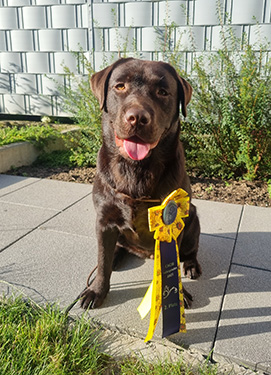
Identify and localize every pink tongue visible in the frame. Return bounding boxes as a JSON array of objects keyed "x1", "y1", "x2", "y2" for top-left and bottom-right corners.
[{"x1": 123, "y1": 137, "x2": 151, "y2": 160}]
